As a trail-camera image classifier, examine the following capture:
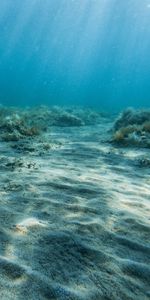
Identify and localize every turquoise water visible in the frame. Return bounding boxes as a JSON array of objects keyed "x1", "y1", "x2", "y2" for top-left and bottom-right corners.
[
  {"x1": 0, "y1": 0, "x2": 150, "y2": 109},
  {"x1": 0, "y1": 3, "x2": 150, "y2": 299}
]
